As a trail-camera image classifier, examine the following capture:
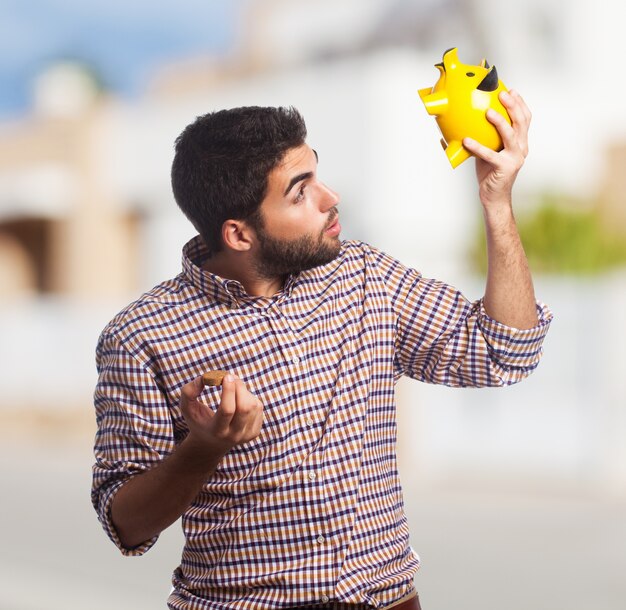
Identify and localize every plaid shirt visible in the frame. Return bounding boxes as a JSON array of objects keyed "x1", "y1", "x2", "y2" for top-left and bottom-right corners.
[{"x1": 92, "y1": 236, "x2": 552, "y2": 610}]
